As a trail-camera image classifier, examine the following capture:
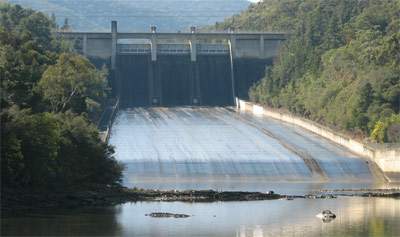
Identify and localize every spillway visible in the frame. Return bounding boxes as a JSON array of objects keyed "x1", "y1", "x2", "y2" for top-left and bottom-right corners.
[
  {"x1": 109, "y1": 107, "x2": 374, "y2": 189},
  {"x1": 116, "y1": 55, "x2": 273, "y2": 107}
]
